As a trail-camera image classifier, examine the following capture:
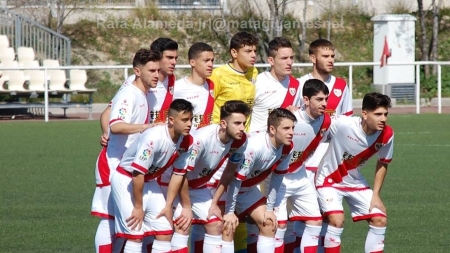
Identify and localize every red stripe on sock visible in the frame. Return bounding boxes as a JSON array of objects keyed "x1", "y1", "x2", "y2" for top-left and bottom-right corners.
[
  {"x1": 194, "y1": 240, "x2": 204, "y2": 253},
  {"x1": 304, "y1": 245, "x2": 318, "y2": 253},
  {"x1": 99, "y1": 244, "x2": 112, "y2": 253},
  {"x1": 275, "y1": 244, "x2": 285, "y2": 253},
  {"x1": 370, "y1": 251, "x2": 383, "y2": 253},
  {"x1": 247, "y1": 242, "x2": 257, "y2": 252},
  {"x1": 324, "y1": 245, "x2": 341, "y2": 253},
  {"x1": 172, "y1": 247, "x2": 189, "y2": 253},
  {"x1": 284, "y1": 242, "x2": 295, "y2": 253}
]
